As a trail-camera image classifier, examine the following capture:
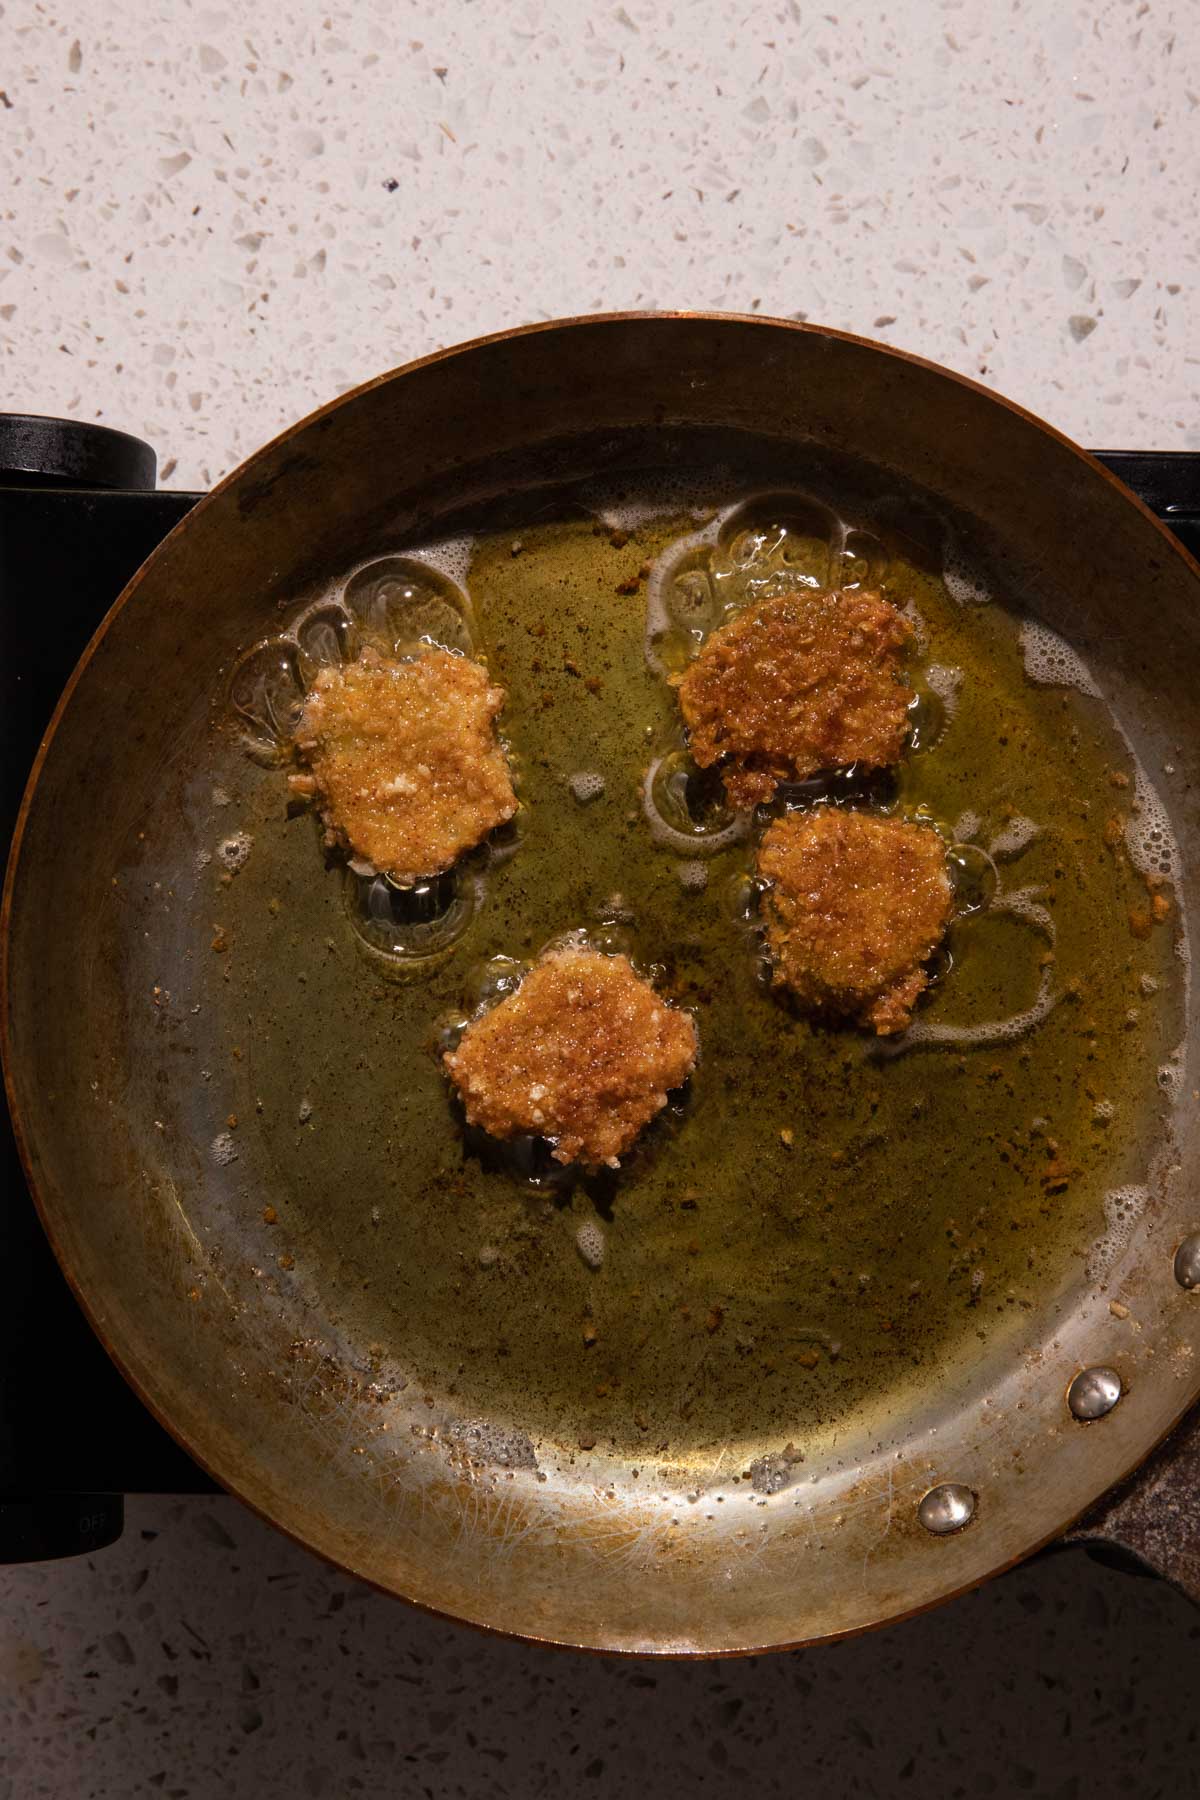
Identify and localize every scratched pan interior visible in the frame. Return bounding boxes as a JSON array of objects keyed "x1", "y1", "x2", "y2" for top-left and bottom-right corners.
[{"x1": 5, "y1": 316, "x2": 1200, "y2": 1653}]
